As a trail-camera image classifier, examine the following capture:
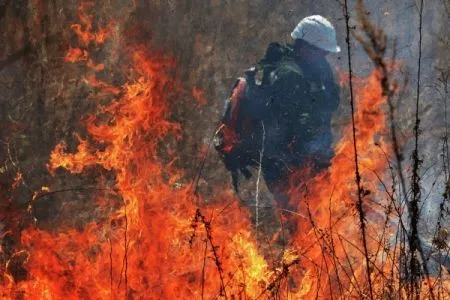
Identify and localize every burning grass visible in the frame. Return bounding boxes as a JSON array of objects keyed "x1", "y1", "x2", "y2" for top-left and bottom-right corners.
[{"x1": 0, "y1": 1, "x2": 449, "y2": 299}]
